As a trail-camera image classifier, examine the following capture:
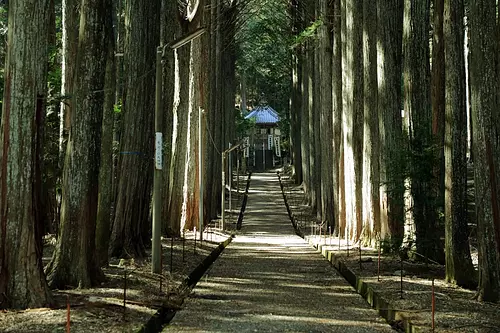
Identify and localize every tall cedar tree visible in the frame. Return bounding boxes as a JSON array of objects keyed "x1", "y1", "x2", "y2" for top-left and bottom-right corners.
[
  {"x1": 46, "y1": 0, "x2": 110, "y2": 288},
  {"x1": 377, "y1": 0, "x2": 404, "y2": 242},
  {"x1": 161, "y1": 0, "x2": 177, "y2": 235},
  {"x1": 290, "y1": 0, "x2": 303, "y2": 184},
  {"x1": 0, "y1": 0, "x2": 52, "y2": 309},
  {"x1": 469, "y1": 0, "x2": 500, "y2": 302},
  {"x1": 95, "y1": 4, "x2": 116, "y2": 267},
  {"x1": 167, "y1": 44, "x2": 190, "y2": 236},
  {"x1": 404, "y1": 0, "x2": 442, "y2": 261},
  {"x1": 332, "y1": 0, "x2": 343, "y2": 236},
  {"x1": 60, "y1": 0, "x2": 80, "y2": 160},
  {"x1": 431, "y1": 0, "x2": 445, "y2": 206},
  {"x1": 362, "y1": 0, "x2": 380, "y2": 246},
  {"x1": 319, "y1": 0, "x2": 334, "y2": 229},
  {"x1": 342, "y1": 0, "x2": 363, "y2": 240},
  {"x1": 110, "y1": 0, "x2": 161, "y2": 256},
  {"x1": 443, "y1": 0, "x2": 476, "y2": 288}
]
